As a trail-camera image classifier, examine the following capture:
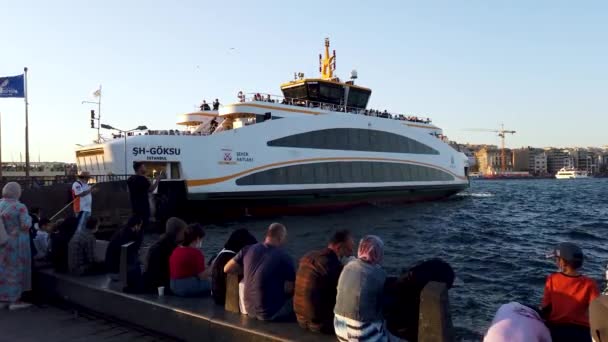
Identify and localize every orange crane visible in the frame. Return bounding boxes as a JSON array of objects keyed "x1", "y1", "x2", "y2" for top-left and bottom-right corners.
[{"x1": 465, "y1": 124, "x2": 516, "y2": 173}]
